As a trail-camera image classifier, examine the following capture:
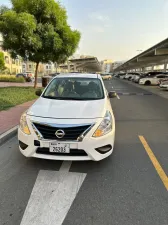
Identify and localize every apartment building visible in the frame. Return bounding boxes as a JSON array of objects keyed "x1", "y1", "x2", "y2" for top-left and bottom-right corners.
[{"x1": 4, "y1": 52, "x2": 22, "y2": 74}]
